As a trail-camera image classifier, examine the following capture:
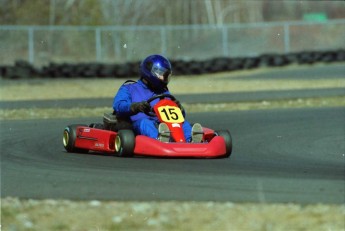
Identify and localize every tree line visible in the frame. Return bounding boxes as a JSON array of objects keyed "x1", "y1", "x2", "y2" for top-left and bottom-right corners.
[{"x1": 1, "y1": 0, "x2": 344, "y2": 26}]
